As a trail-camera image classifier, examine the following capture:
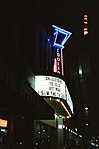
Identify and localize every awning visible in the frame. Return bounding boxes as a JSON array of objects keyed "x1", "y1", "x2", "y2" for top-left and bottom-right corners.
[{"x1": 44, "y1": 97, "x2": 72, "y2": 118}]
